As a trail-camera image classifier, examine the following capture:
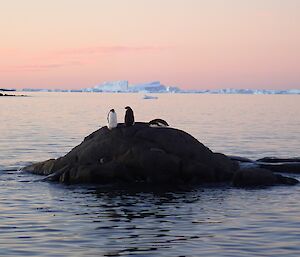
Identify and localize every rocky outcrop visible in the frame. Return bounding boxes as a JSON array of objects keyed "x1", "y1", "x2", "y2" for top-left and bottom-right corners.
[
  {"x1": 232, "y1": 168, "x2": 298, "y2": 187},
  {"x1": 256, "y1": 157, "x2": 300, "y2": 174},
  {"x1": 23, "y1": 123, "x2": 298, "y2": 188},
  {"x1": 228, "y1": 156, "x2": 300, "y2": 174}
]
